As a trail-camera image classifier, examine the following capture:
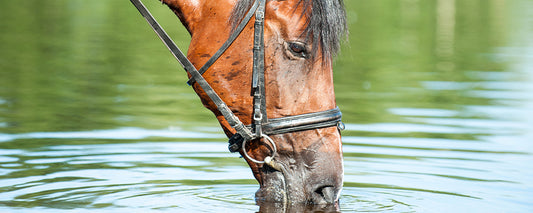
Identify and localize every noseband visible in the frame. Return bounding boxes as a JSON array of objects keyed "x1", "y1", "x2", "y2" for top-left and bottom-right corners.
[{"x1": 130, "y1": 0, "x2": 343, "y2": 160}]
